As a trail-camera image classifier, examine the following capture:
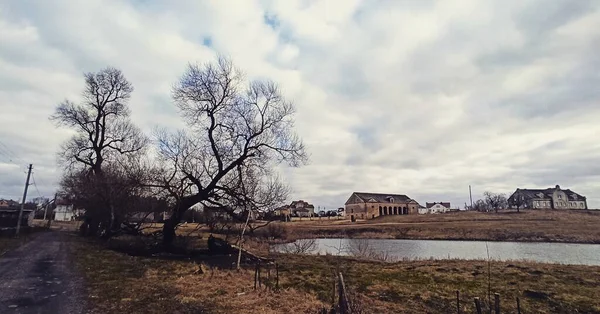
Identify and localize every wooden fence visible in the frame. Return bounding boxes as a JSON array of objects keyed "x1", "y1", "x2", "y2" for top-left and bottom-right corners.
[{"x1": 251, "y1": 263, "x2": 523, "y2": 314}]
